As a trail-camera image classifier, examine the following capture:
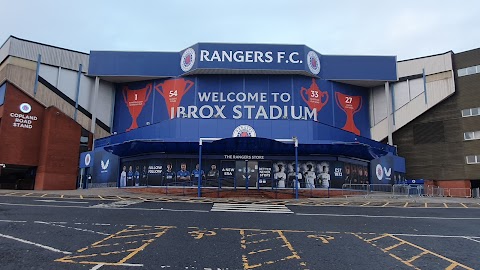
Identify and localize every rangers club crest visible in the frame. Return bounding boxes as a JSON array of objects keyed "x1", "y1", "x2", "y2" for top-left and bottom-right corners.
[
  {"x1": 84, "y1": 153, "x2": 91, "y2": 166},
  {"x1": 180, "y1": 48, "x2": 196, "y2": 72},
  {"x1": 19, "y1": 103, "x2": 32, "y2": 113},
  {"x1": 307, "y1": 51, "x2": 320, "y2": 75},
  {"x1": 375, "y1": 164, "x2": 383, "y2": 181},
  {"x1": 232, "y1": 125, "x2": 256, "y2": 137}
]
